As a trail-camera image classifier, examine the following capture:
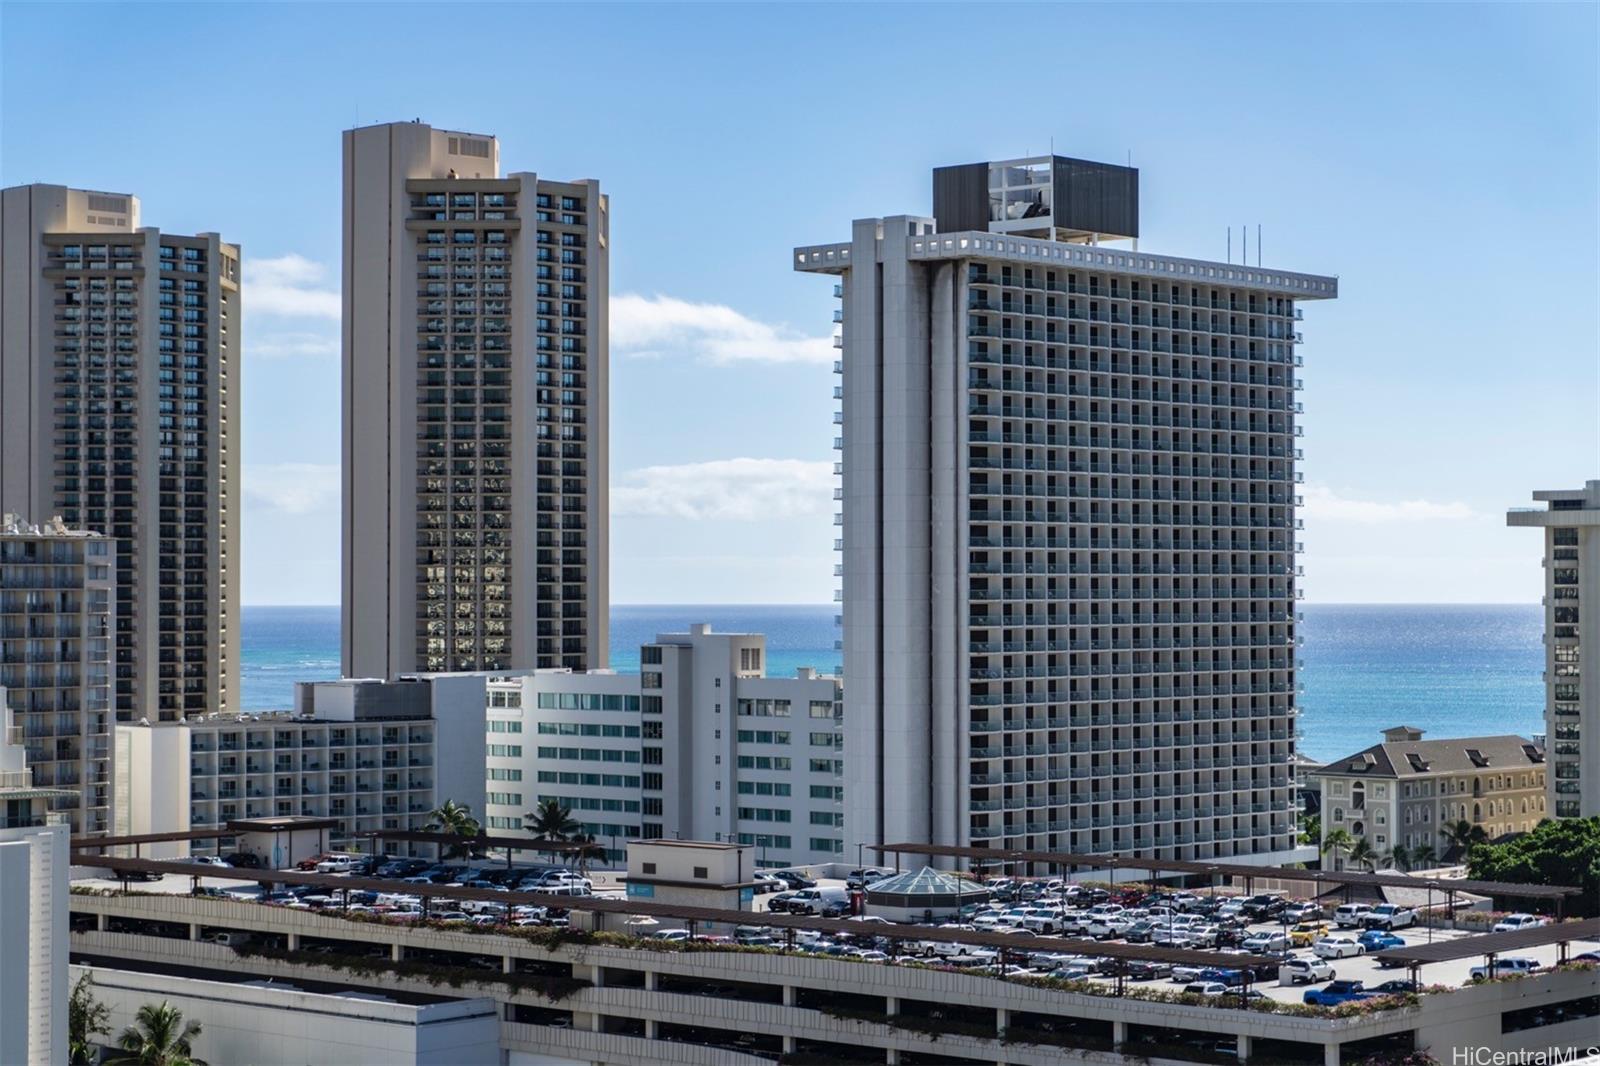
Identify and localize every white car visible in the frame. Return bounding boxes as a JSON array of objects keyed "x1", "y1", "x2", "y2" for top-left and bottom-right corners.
[
  {"x1": 1362, "y1": 904, "x2": 1417, "y2": 931},
  {"x1": 1083, "y1": 916, "x2": 1132, "y2": 939},
  {"x1": 1491, "y1": 913, "x2": 1551, "y2": 933},
  {"x1": 1470, "y1": 956, "x2": 1541, "y2": 980},
  {"x1": 1020, "y1": 908, "x2": 1063, "y2": 934},
  {"x1": 1243, "y1": 932, "x2": 1289, "y2": 954},
  {"x1": 1313, "y1": 935, "x2": 1366, "y2": 959},
  {"x1": 1279, "y1": 958, "x2": 1336, "y2": 985},
  {"x1": 315, "y1": 856, "x2": 355, "y2": 874},
  {"x1": 1183, "y1": 981, "x2": 1229, "y2": 997},
  {"x1": 1333, "y1": 903, "x2": 1373, "y2": 928}
]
